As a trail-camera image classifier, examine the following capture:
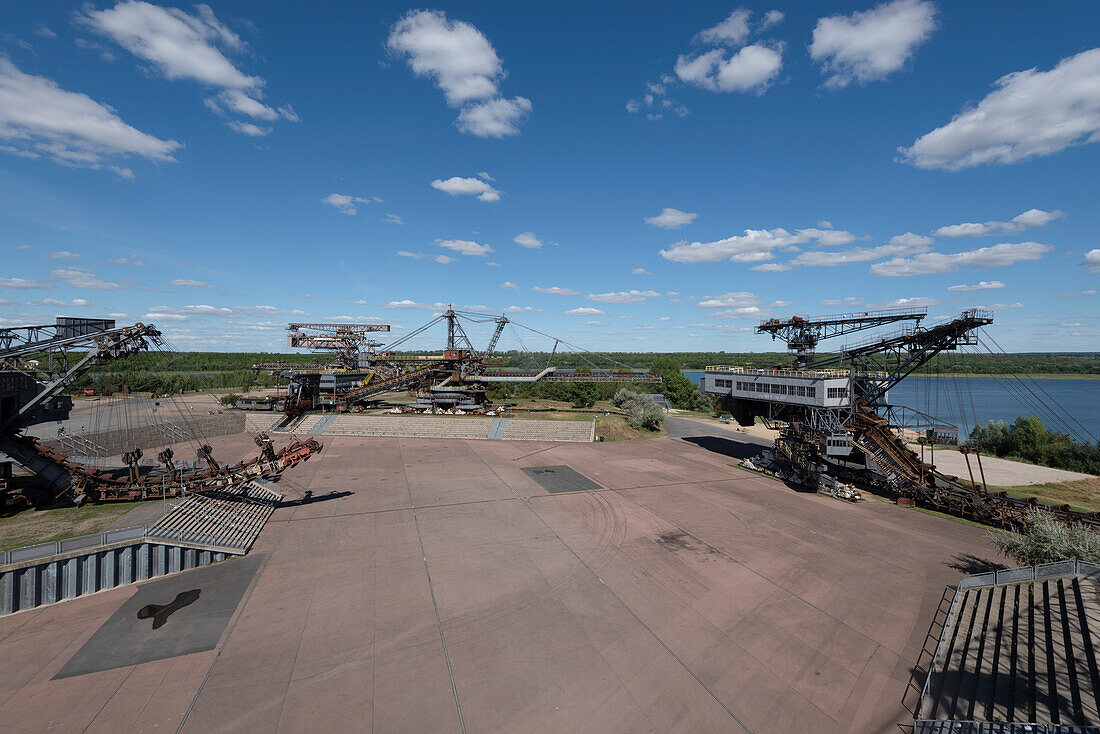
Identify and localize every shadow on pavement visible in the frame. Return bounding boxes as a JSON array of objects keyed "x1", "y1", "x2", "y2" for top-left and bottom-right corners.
[
  {"x1": 945, "y1": 553, "x2": 1006, "y2": 574},
  {"x1": 678, "y1": 435, "x2": 766, "y2": 461},
  {"x1": 277, "y1": 489, "x2": 354, "y2": 507}
]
